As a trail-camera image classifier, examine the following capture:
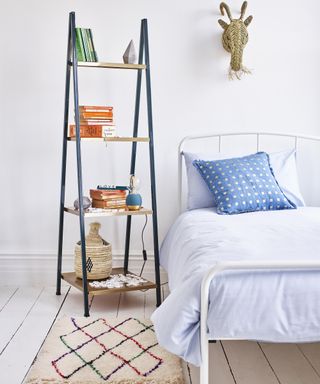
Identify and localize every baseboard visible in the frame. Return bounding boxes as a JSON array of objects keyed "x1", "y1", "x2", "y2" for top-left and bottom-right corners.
[
  {"x1": 0, "y1": 251, "x2": 165, "y2": 284},
  {"x1": 0, "y1": 250, "x2": 153, "y2": 260}
]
